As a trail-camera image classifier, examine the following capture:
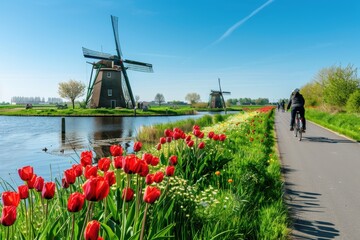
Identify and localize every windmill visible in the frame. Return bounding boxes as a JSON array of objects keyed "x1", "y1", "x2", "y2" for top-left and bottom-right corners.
[
  {"x1": 82, "y1": 15, "x2": 153, "y2": 109},
  {"x1": 208, "y1": 78, "x2": 231, "y2": 111}
]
